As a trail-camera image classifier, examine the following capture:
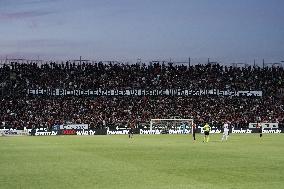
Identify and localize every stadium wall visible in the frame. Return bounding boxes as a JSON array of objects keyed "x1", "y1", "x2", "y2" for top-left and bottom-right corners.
[{"x1": 2, "y1": 128, "x2": 283, "y2": 136}]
